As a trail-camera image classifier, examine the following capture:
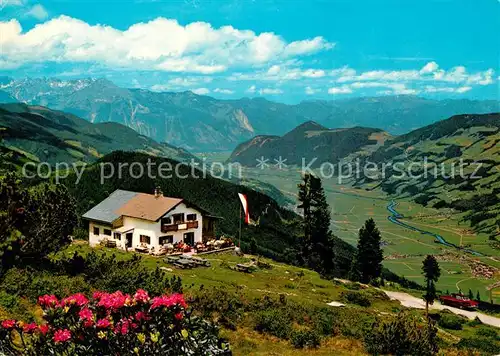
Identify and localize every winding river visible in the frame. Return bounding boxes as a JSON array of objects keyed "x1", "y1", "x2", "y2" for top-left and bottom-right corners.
[{"x1": 386, "y1": 201, "x2": 483, "y2": 257}]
